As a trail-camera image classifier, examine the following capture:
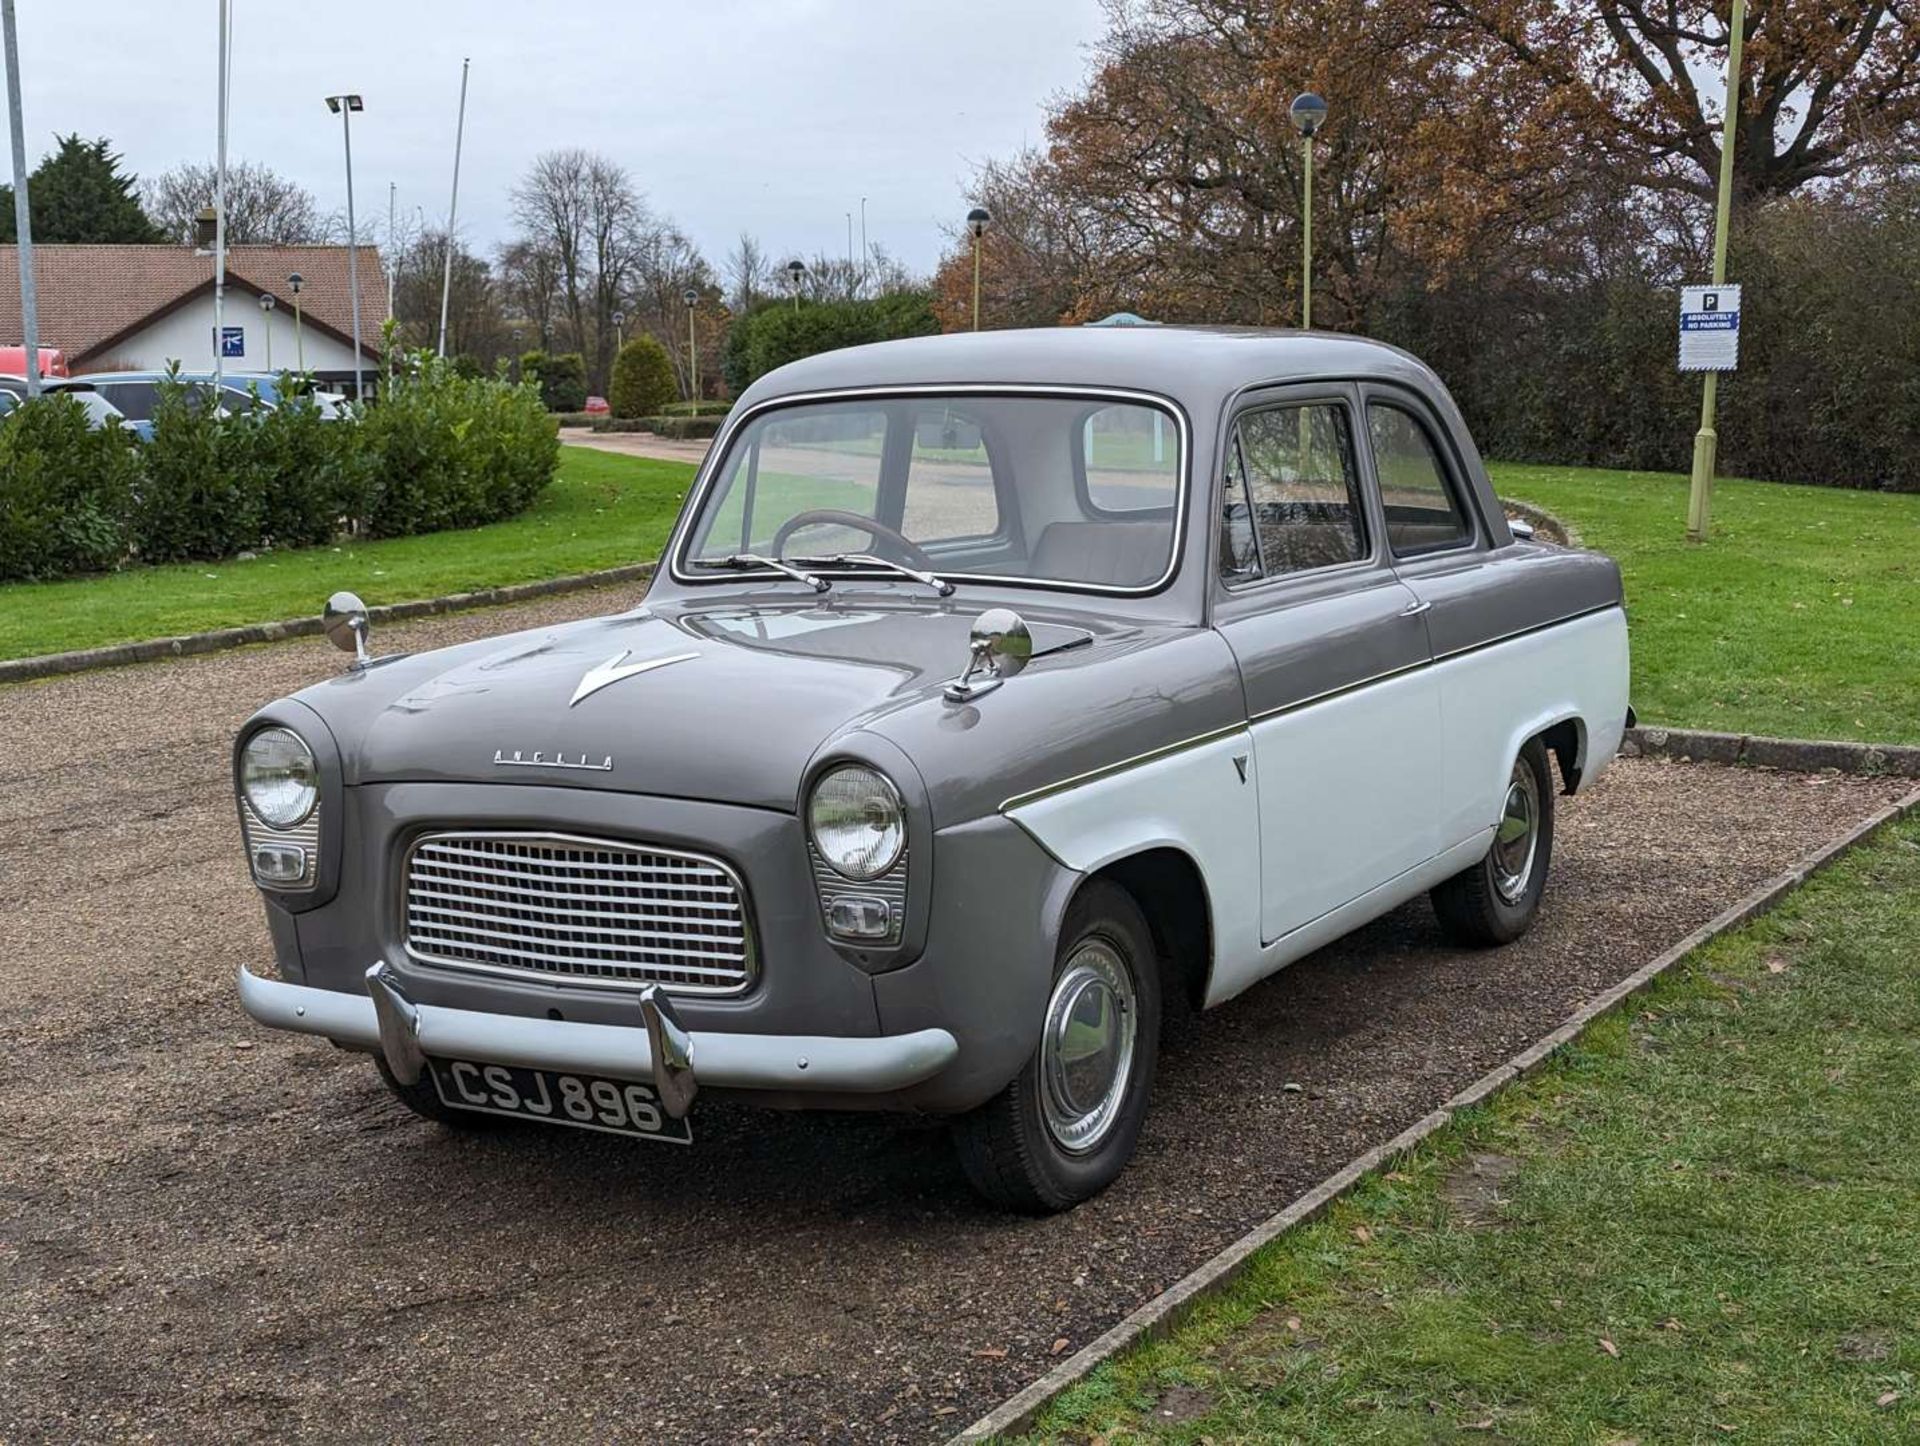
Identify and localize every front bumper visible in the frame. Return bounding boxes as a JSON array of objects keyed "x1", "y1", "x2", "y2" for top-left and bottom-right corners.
[{"x1": 237, "y1": 963, "x2": 960, "y2": 1109}]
